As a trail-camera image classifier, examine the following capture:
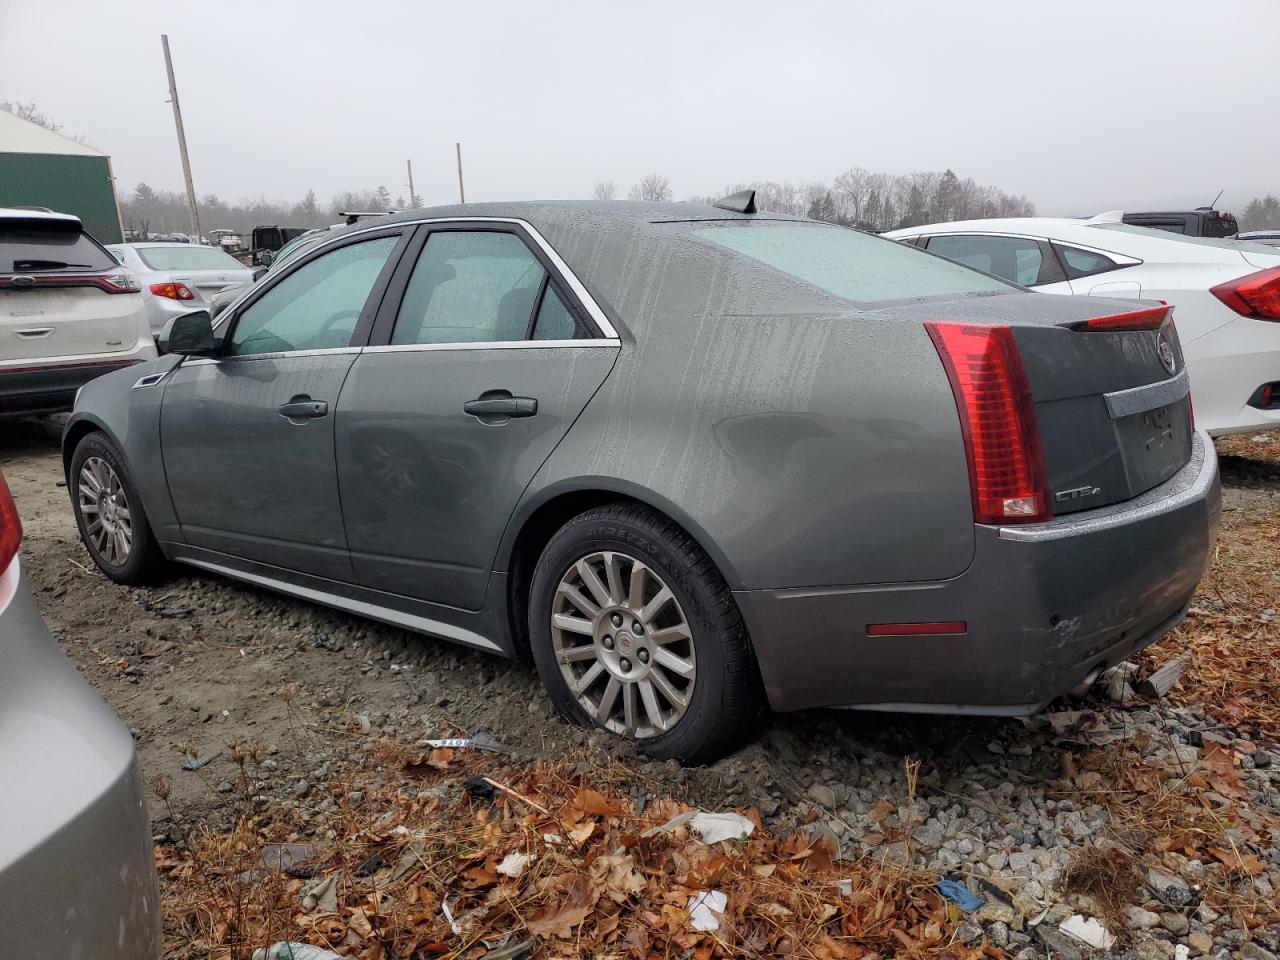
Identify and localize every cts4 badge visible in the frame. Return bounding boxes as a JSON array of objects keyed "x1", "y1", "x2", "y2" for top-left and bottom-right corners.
[
  {"x1": 1156, "y1": 332, "x2": 1177, "y2": 375},
  {"x1": 1055, "y1": 484, "x2": 1102, "y2": 504}
]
